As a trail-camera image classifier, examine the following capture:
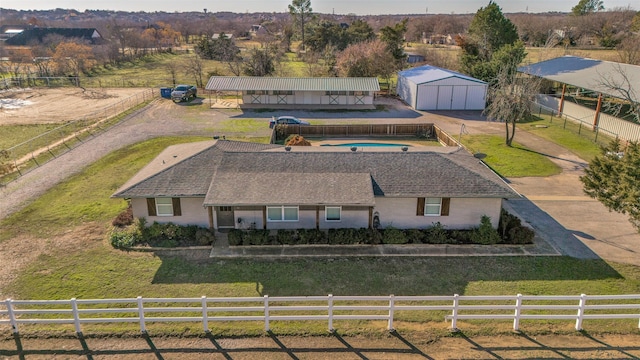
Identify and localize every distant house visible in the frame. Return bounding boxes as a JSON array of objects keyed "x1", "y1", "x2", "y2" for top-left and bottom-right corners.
[
  {"x1": 397, "y1": 65, "x2": 487, "y2": 111},
  {"x1": 250, "y1": 25, "x2": 268, "y2": 37},
  {"x1": 4, "y1": 28, "x2": 103, "y2": 45},
  {"x1": 212, "y1": 33, "x2": 233, "y2": 40},
  {"x1": 423, "y1": 34, "x2": 455, "y2": 45},
  {"x1": 206, "y1": 76, "x2": 380, "y2": 108},
  {"x1": 112, "y1": 140, "x2": 518, "y2": 231},
  {"x1": 406, "y1": 53, "x2": 425, "y2": 64}
]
